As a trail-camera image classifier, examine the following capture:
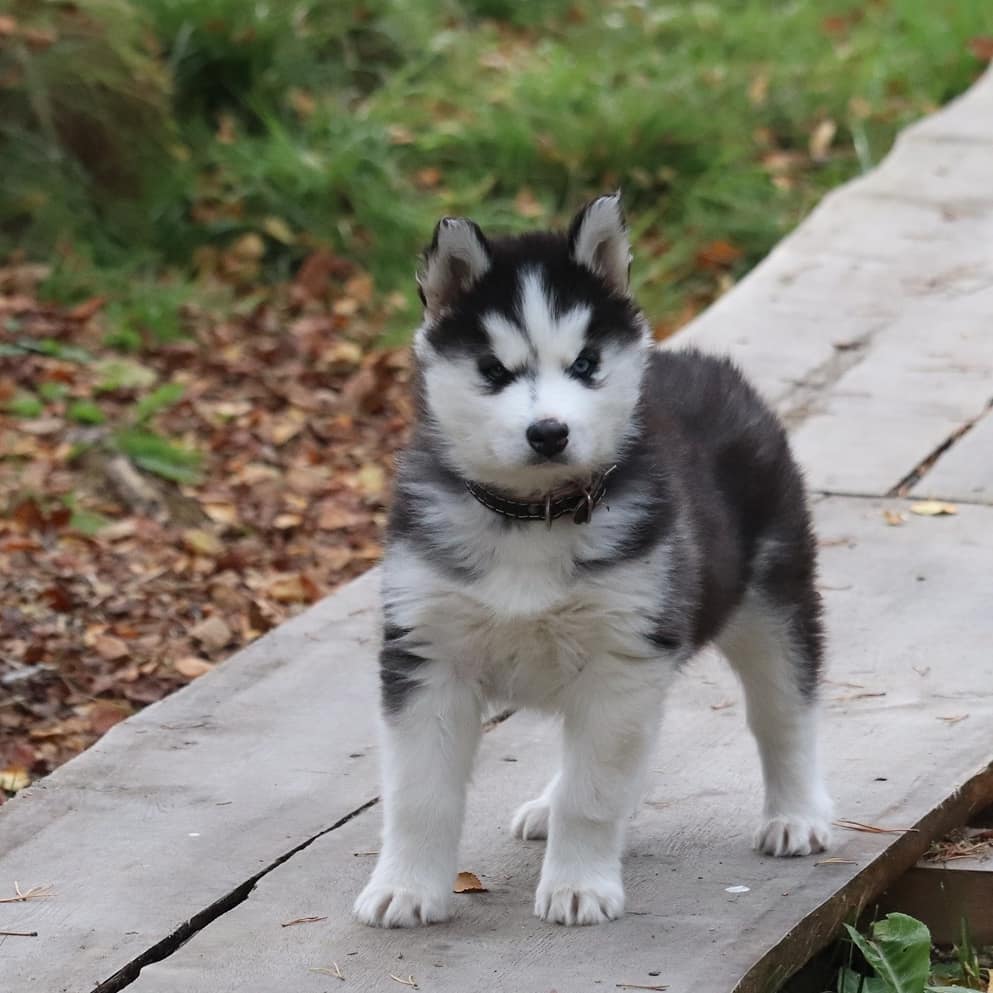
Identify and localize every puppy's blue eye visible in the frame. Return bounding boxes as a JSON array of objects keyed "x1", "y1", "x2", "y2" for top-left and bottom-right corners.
[
  {"x1": 569, "y1": 349, "x2": 599, "y2": 381},
  {"x1": 478, "y1": 355, "x2": 513, "y2": 389}
]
